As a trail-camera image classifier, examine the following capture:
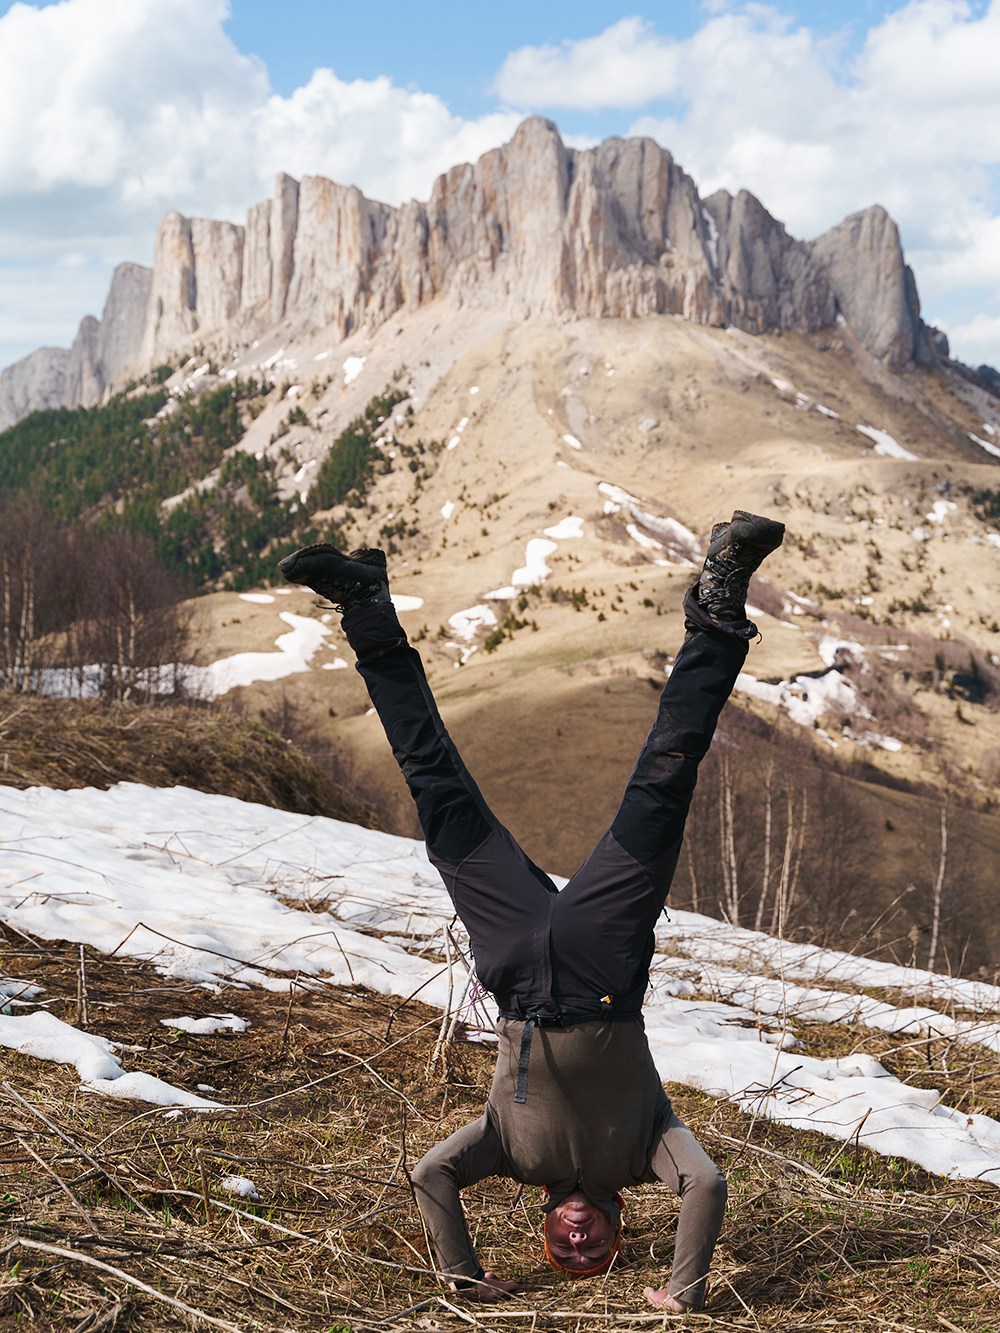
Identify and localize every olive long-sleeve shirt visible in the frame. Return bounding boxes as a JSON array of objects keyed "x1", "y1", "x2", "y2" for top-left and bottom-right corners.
[{"x1": 410, "y1": 1017, "x2": 670, "y2": 1281}]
